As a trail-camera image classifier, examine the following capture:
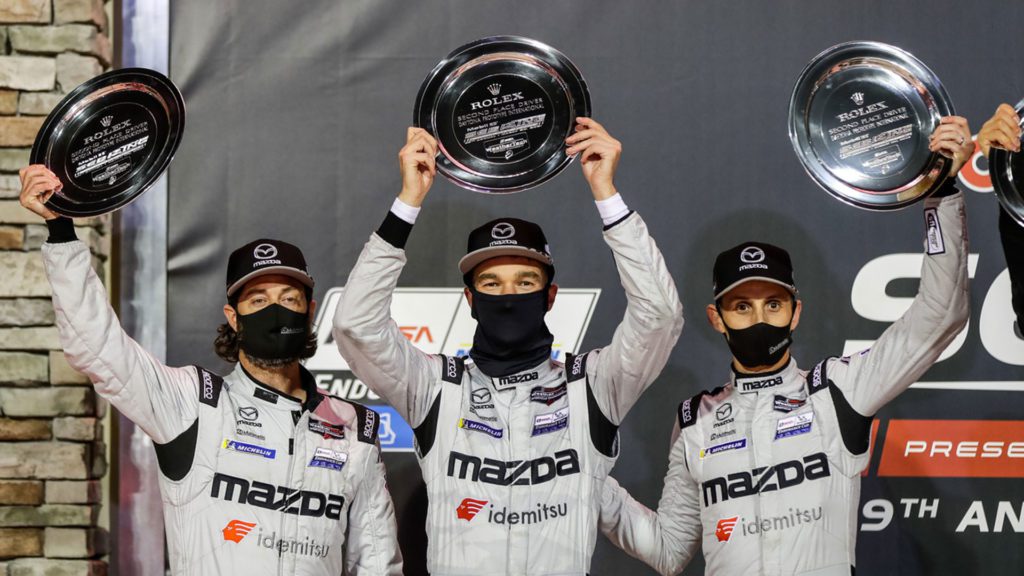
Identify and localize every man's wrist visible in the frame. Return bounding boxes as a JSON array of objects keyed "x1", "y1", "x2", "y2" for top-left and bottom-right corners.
[
  {"x1": 390, "y1": 197, "x2": 421, "y2": 224},
  {"x1": 590, "y1": 183, "x2": 618, "y2": 202},
  {"x1": 45, "y1": 217, "x2": 77, "y2": 244},
  {"x1": 397, "y1": 188, "x2": 426, "y2": 208},
  {"x1": 376, "y1": 198, "x2": 419, "y2": 249},
  {"x1": 595, "y1": 193, "x2": 630, "y2": 226},
  {"x1": 932, "y1": 177, "x2": 960, "y2": 198}
]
